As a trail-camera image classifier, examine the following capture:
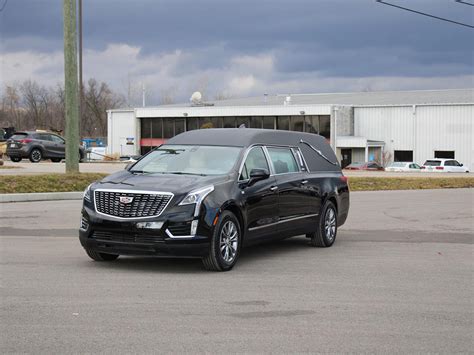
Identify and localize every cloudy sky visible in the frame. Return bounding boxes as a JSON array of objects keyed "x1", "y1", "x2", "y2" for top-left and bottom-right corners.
[{"x1": 1, "y1": 0, "x2": 473, "y2": 104}]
